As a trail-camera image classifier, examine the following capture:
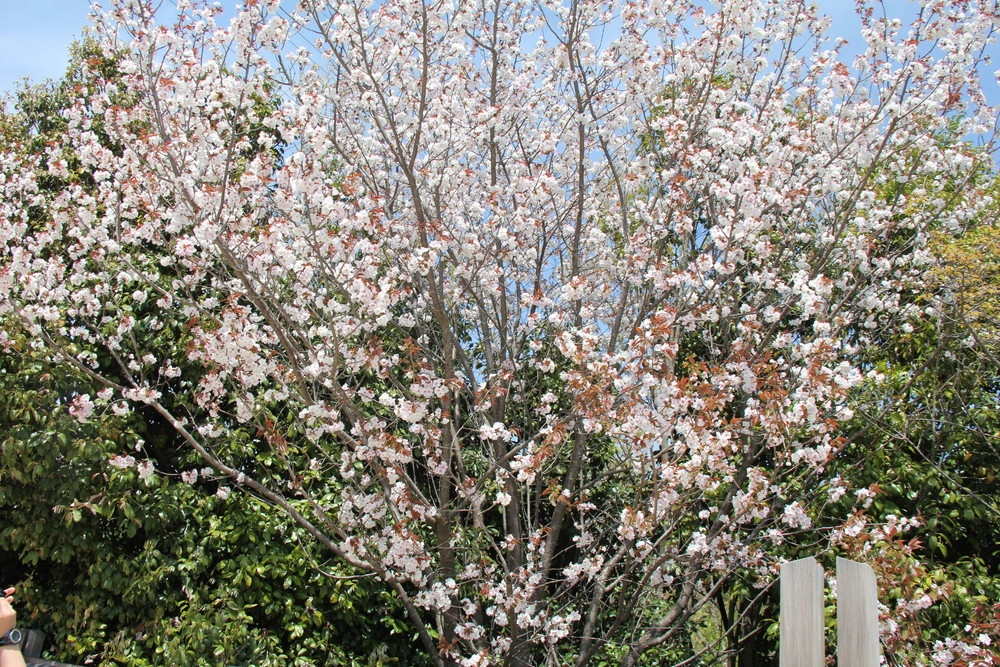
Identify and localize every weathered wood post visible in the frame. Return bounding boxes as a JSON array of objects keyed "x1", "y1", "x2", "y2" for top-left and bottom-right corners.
[
  {"x1": 837, "y1": 557, "x2": 880, "y2": 667},
  {"x1": 779, "y1": 556, "x2": 881, "y2": 665},
  {"x1": 779, "y1": 556, "x2": 825, "y2": 667}
]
